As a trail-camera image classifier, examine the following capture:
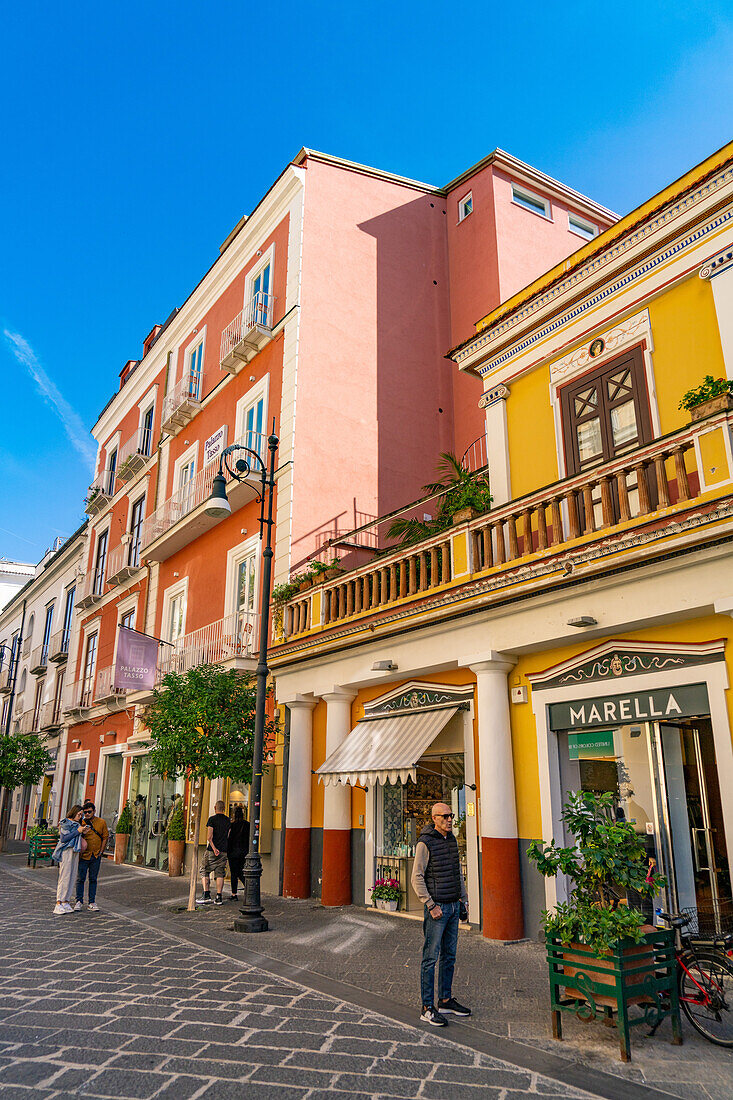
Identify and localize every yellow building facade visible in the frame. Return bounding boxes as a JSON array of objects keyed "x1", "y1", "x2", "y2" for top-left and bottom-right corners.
[{"x1": 271, "y1": 141, "x2": 733, "y2": 941}]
